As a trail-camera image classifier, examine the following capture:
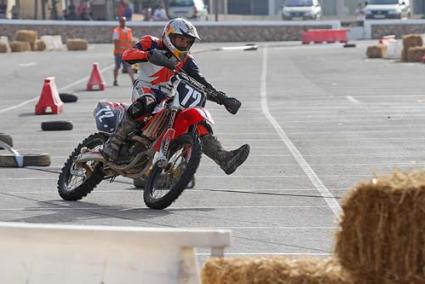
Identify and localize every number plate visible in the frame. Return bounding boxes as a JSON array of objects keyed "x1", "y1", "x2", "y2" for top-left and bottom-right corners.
[{"x1": 176, "y1": 81, "x2": 204, "y2": 108}]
